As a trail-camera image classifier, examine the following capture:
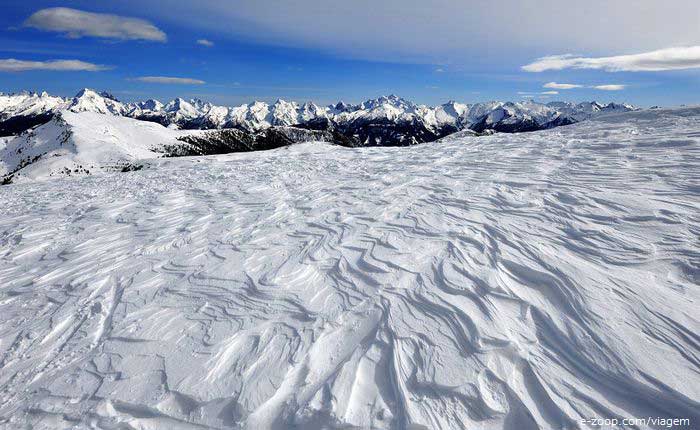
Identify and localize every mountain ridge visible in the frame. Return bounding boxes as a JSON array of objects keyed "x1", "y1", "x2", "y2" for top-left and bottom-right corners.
[{"x1": 0, "y1": 89, "x2": 637, "y2": 142}]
